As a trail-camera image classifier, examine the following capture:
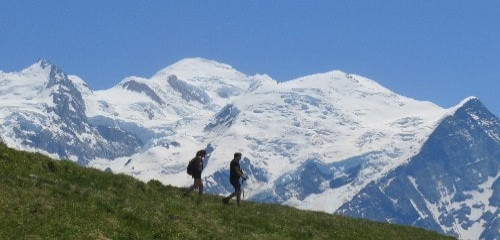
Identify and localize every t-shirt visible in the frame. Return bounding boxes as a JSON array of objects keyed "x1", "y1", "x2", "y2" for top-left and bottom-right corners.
[{"x1": 229, "y1": 159, "x2": 241, "y2": 179}]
